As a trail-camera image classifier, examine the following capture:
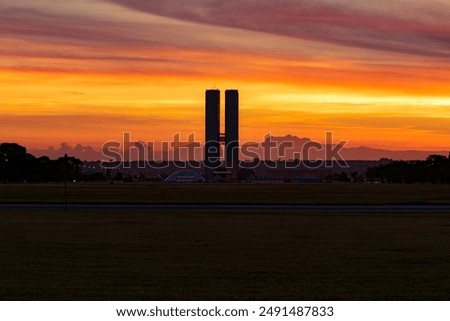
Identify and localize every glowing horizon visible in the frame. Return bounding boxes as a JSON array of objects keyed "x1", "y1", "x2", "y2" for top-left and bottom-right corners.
[{"x1": 1, "y1": 0, "x2": 450, "y2": 153}]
